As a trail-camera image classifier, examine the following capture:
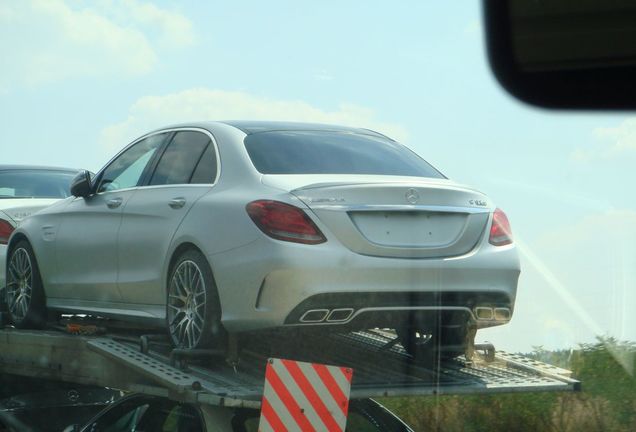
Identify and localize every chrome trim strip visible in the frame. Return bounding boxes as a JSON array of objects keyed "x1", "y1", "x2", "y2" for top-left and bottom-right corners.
[
  {"x1": 289, "y1": 306, "x2": 476, "y2": 326},
  {"x1": 94, "y1": 126, "x2": 222, "y2": 190},
  {"x1": 352, "y1": 306, "x2": 476, "y2": 321},
  {"x1": 307, "y1": 204, "x2": 490, "y2": 214}
]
